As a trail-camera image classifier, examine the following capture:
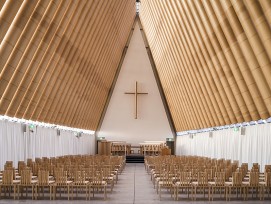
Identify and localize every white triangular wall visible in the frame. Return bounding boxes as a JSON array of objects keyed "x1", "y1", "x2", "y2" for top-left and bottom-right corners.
[{"x1": 98, "y1": 21, "x2": 173, "y2": 146}]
